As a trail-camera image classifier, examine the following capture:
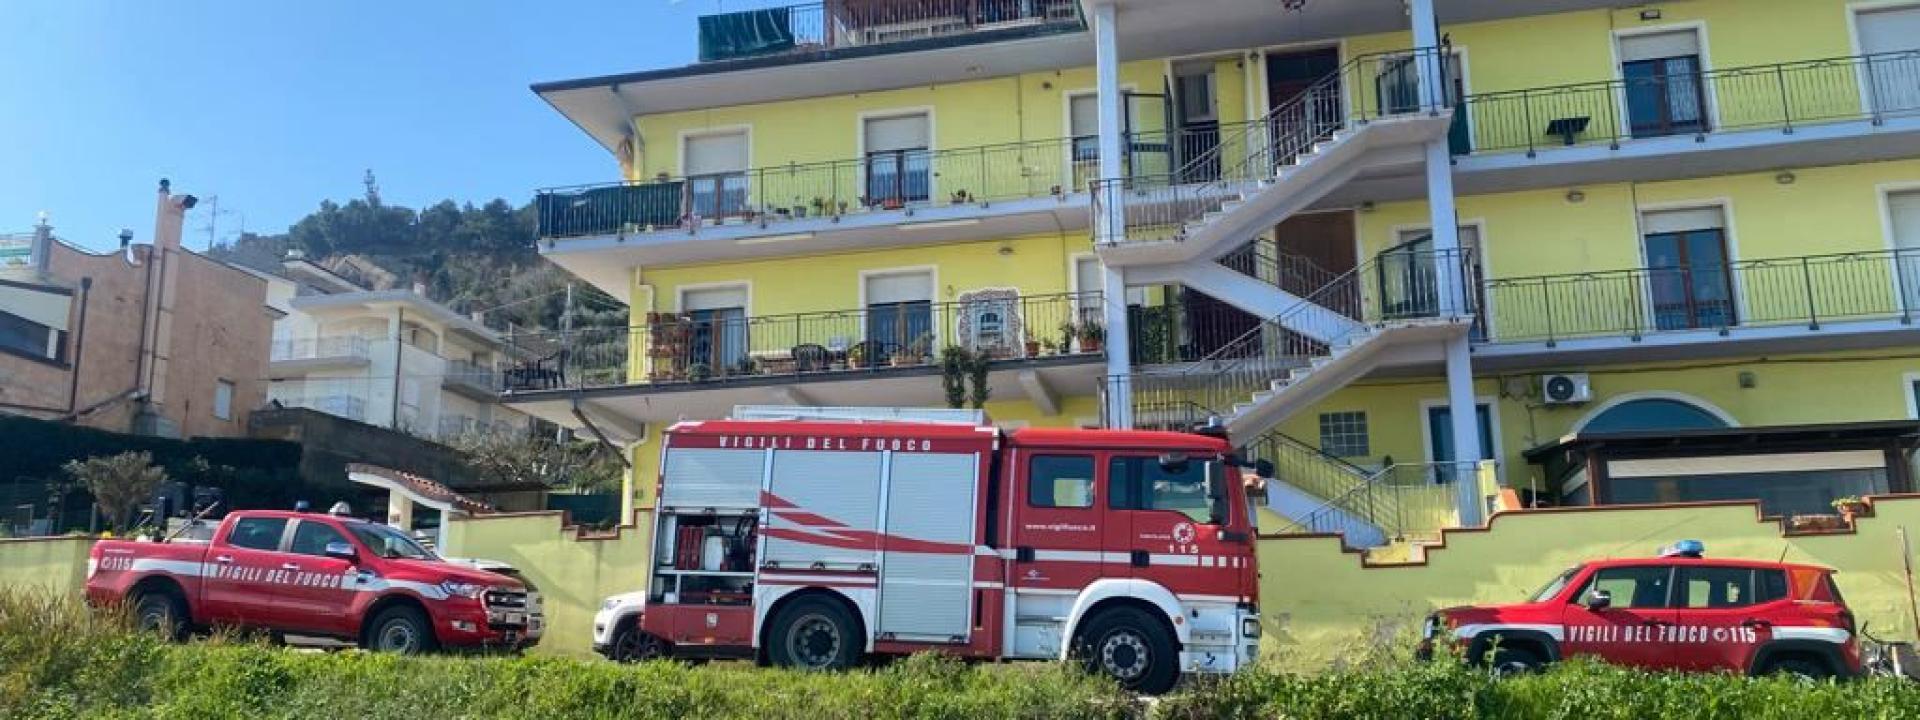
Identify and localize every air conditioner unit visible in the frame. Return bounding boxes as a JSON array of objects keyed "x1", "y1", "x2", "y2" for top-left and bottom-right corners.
[{"x1": 1540, "y1": 373, "x2": 1593, "y2": 405}]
